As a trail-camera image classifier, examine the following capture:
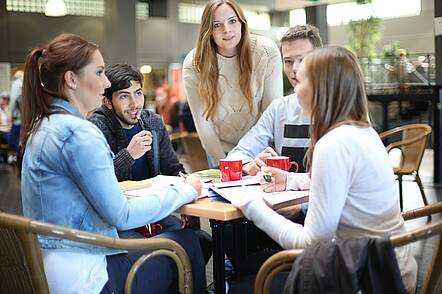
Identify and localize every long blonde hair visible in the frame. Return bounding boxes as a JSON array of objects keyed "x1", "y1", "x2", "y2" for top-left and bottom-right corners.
[
  {"x1": 303, "y1": 46, "x2": 370, "y2": 171},
  {"x1": 193, "y1": 0, "x2": 253, "y2": 120}
]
